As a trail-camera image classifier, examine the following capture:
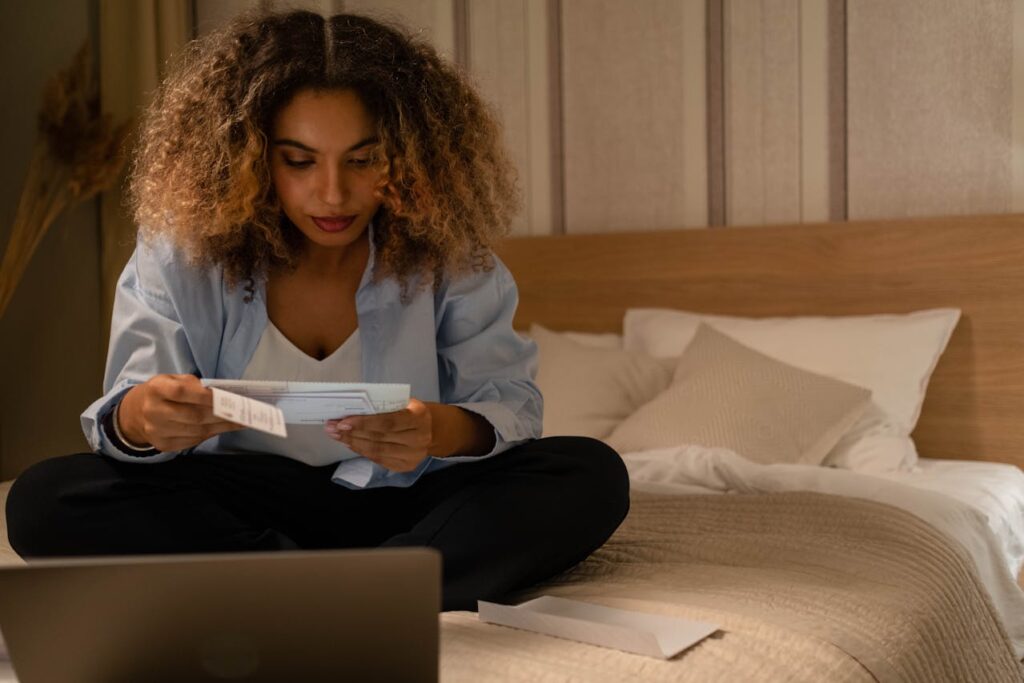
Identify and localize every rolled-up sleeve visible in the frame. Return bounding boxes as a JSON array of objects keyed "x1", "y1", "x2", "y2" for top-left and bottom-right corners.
[
  {"x1": 80, "y1": 242, "x2": 200, "y2": 463},
  {"x1": 434, "y1": 257, "x2": 543, "y2": 461}
]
